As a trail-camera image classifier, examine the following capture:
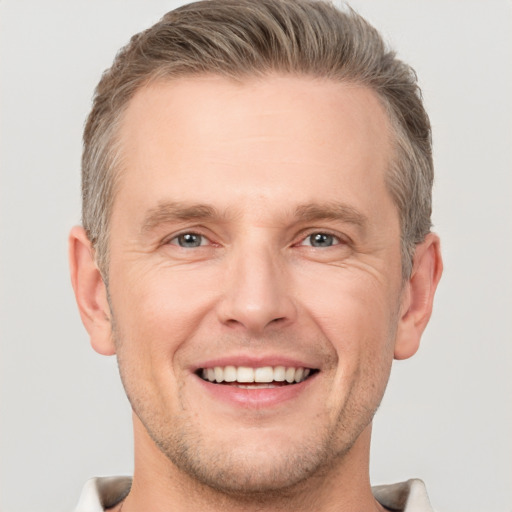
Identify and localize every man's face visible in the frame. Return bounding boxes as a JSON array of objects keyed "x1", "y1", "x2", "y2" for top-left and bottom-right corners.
[{"x1": 106, "y1": 75, "x2": 404, "y2": 492}]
